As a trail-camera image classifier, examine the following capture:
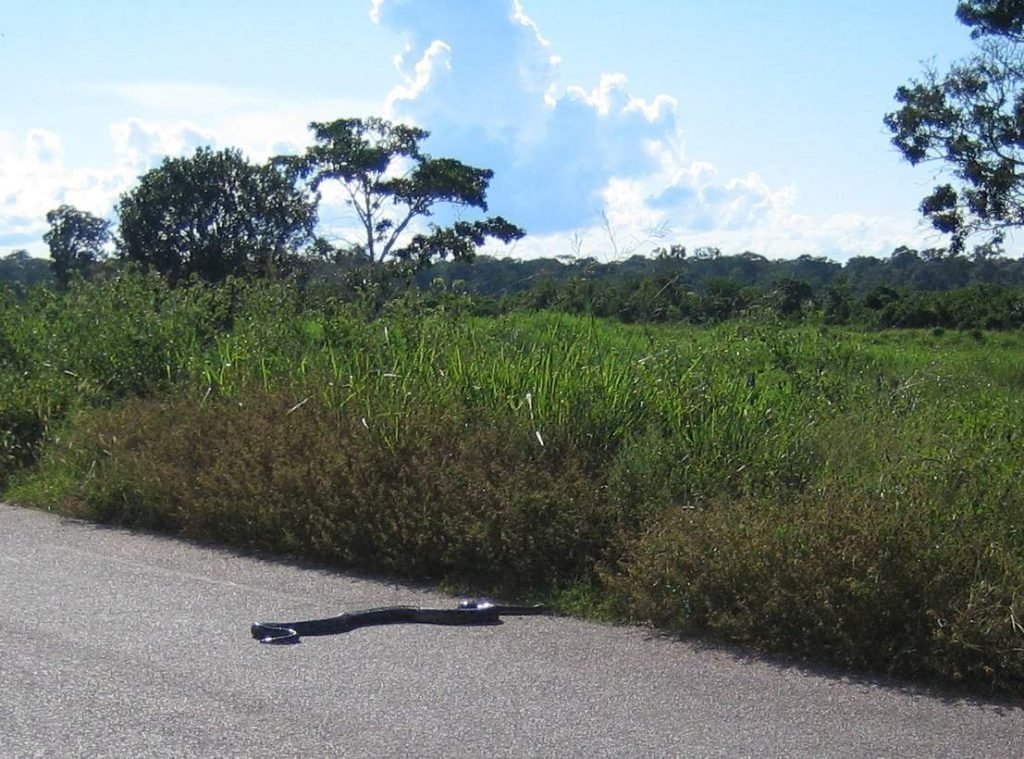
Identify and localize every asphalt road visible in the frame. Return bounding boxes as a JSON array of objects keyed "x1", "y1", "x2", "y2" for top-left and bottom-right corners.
[{"x1": 2, "y1": 502, "x2": 1020, "y2": 758}]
